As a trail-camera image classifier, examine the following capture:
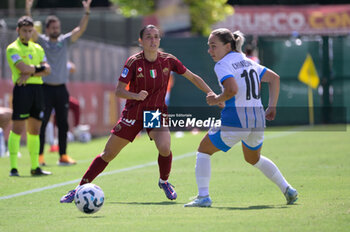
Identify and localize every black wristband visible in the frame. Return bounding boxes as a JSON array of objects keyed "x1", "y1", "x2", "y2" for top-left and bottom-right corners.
[{"x1": 34, "y1": 65, "x2": 46, "y2": 73}]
